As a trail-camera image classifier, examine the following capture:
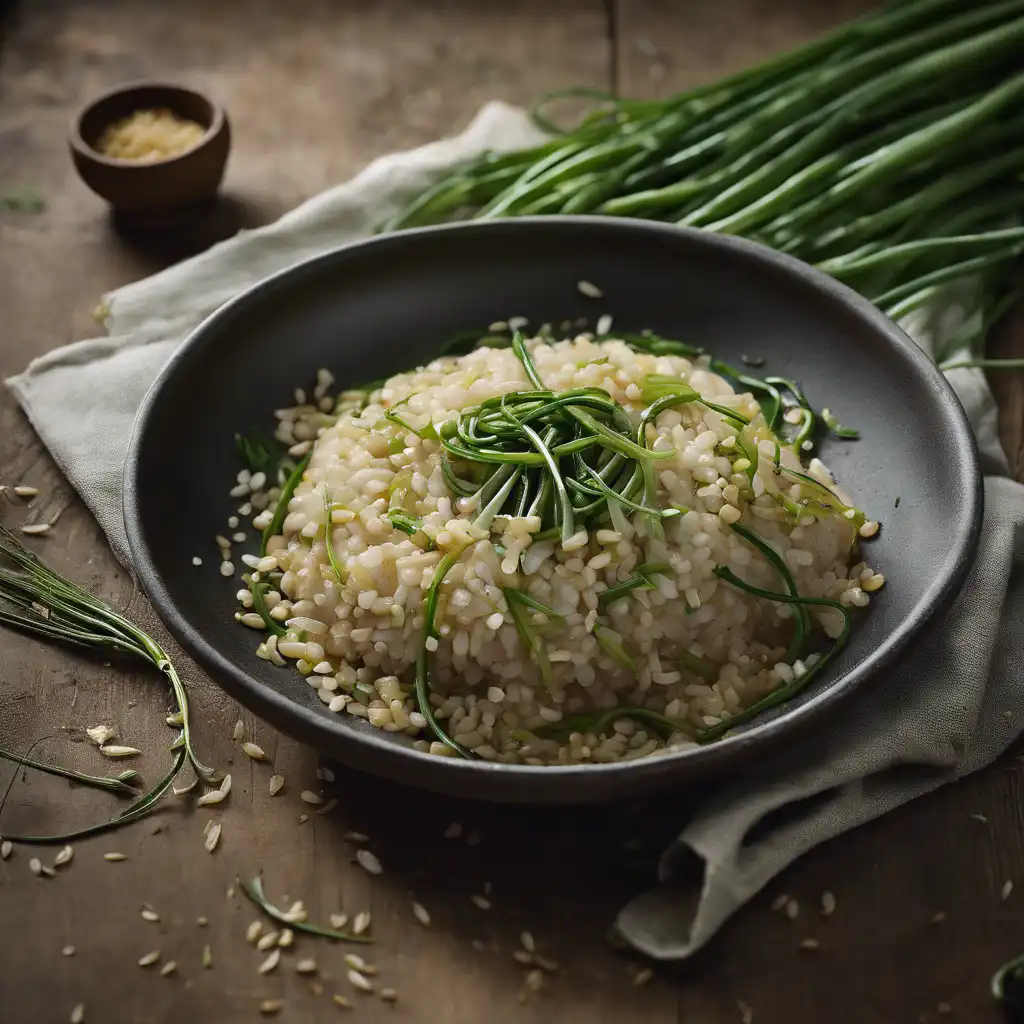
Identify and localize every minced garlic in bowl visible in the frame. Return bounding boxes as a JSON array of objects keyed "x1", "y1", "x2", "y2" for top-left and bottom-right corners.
[{"x1": 95, "y1": 108, "x2": 207, "y2": 163}]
